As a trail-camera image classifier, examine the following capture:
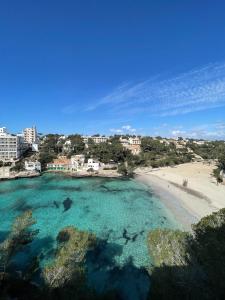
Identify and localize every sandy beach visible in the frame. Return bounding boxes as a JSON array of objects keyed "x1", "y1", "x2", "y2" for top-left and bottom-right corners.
[{"x1": 135, "y1": 161, "x2": 225, "y2": 230}]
